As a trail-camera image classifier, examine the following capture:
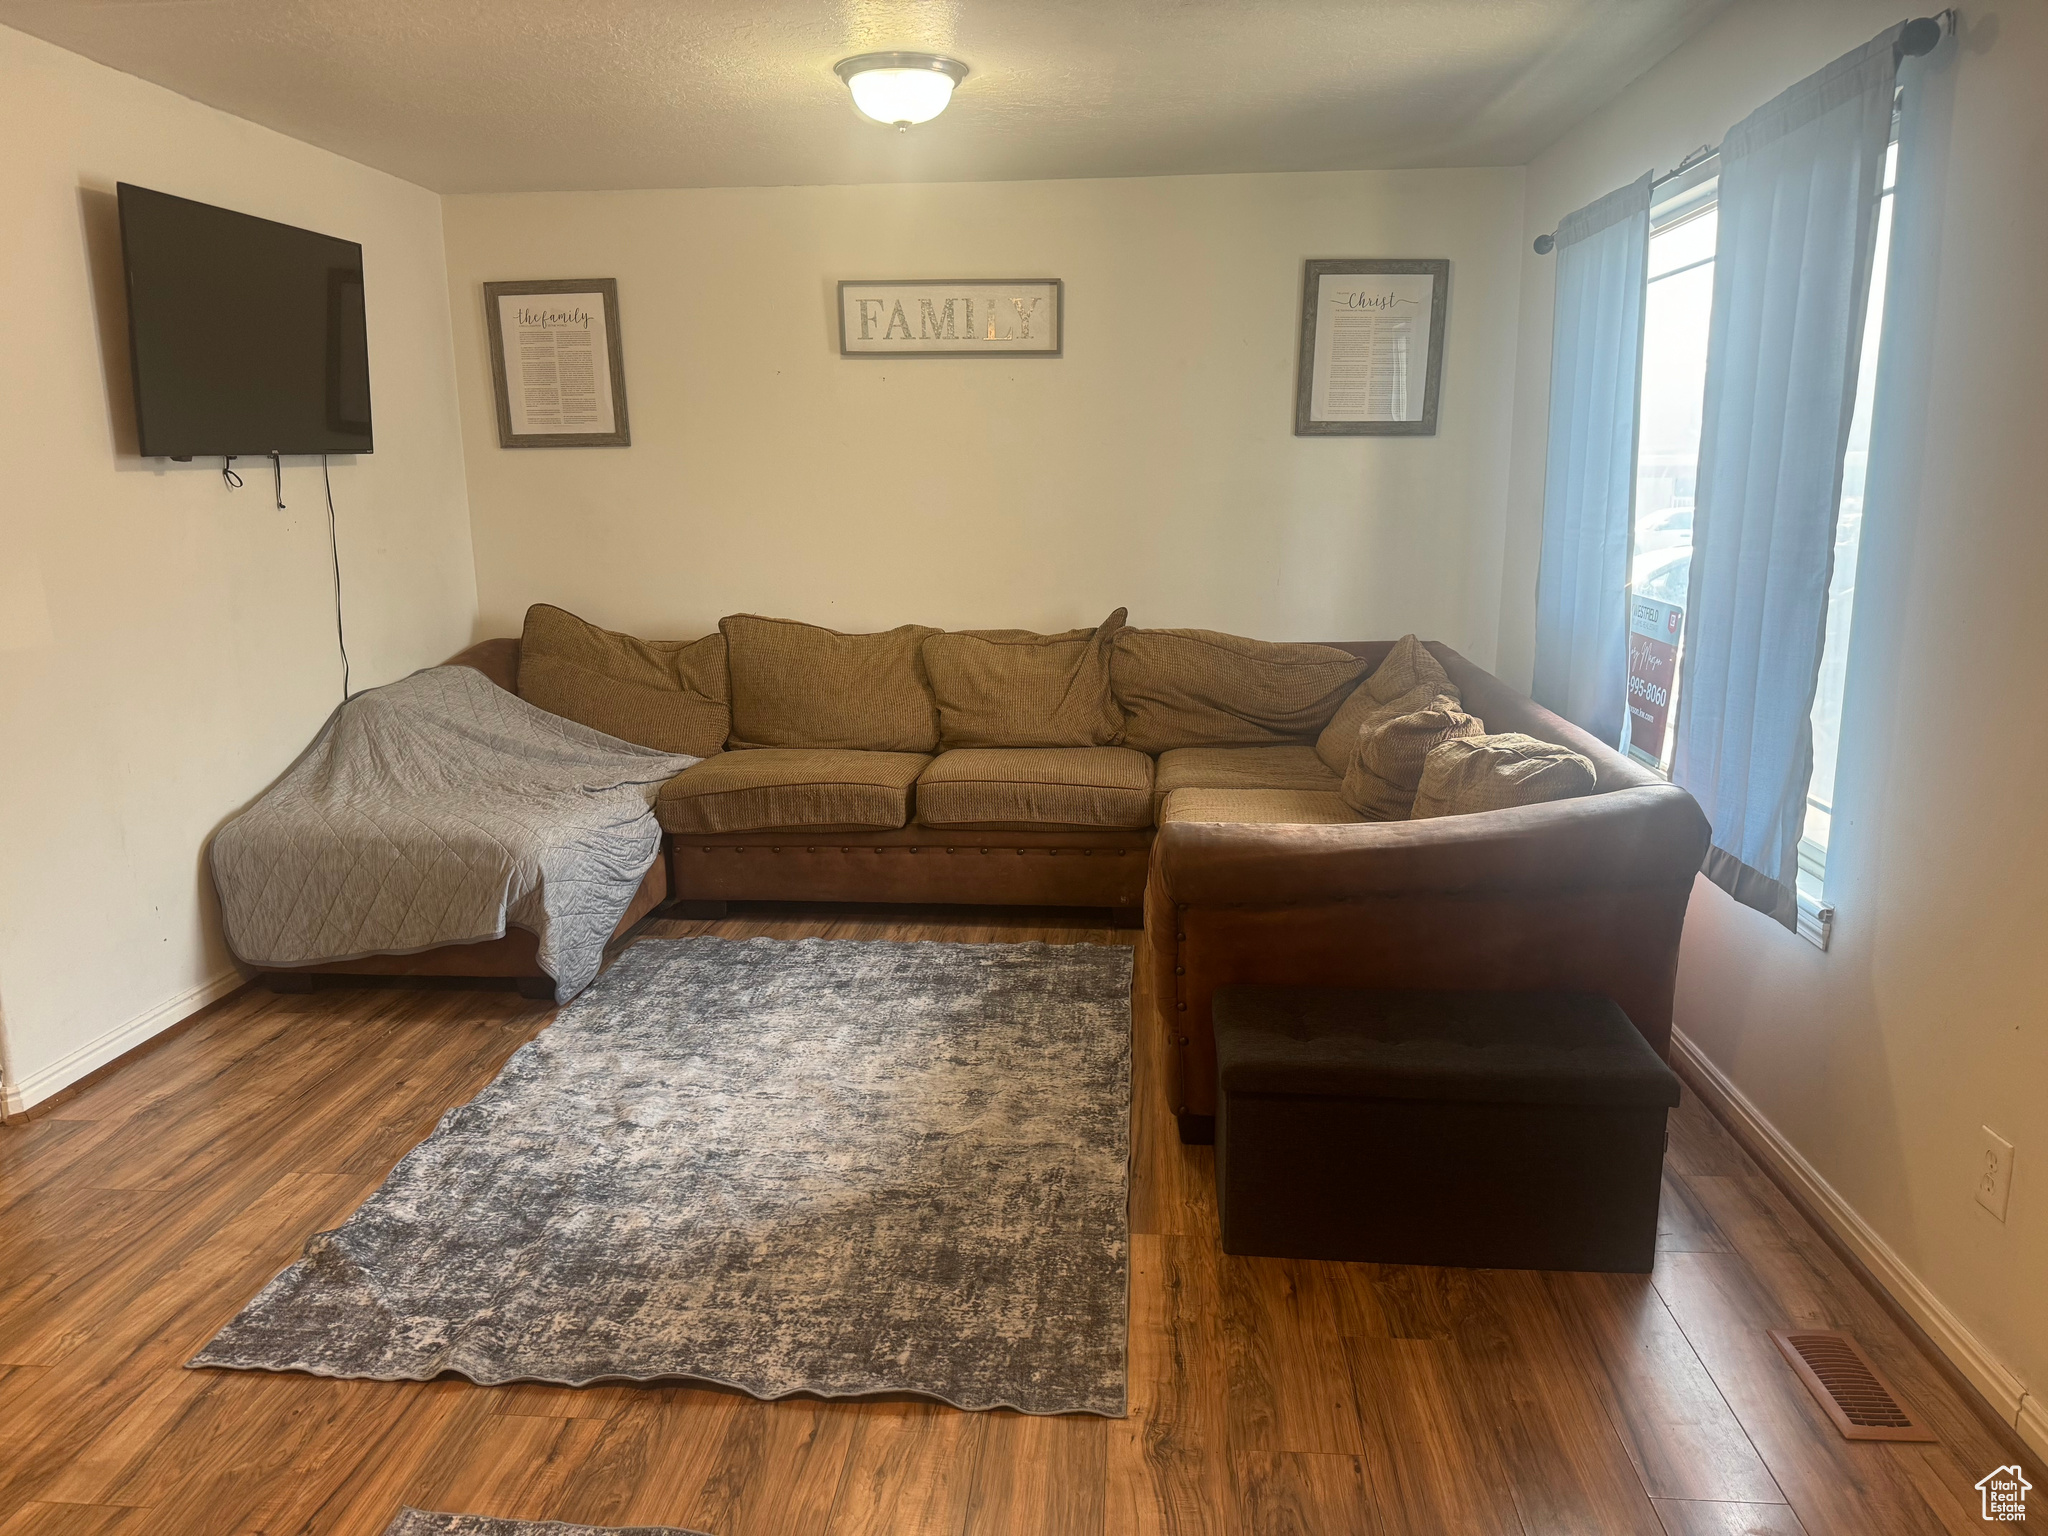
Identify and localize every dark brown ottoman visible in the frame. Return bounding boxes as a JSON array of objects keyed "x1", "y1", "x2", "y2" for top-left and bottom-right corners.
[{"x1": 1215, "y1": 986, "x2": 1682, "y2": 1272}]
